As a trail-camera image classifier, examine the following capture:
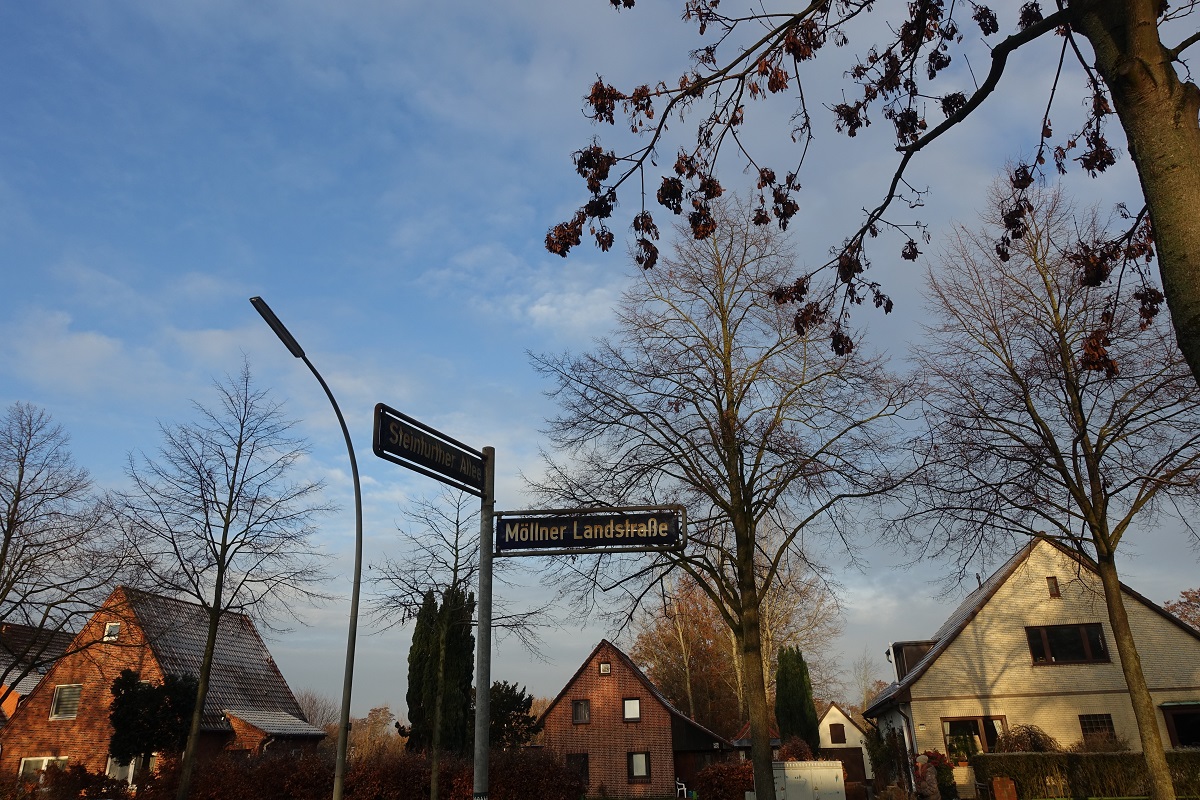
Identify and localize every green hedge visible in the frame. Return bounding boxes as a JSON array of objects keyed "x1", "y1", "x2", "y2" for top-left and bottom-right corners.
[{"x1": 971, "y1": 751, "x2": 1200, "y2": 799}]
